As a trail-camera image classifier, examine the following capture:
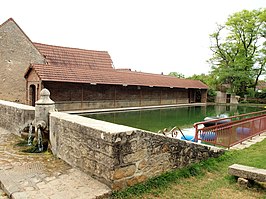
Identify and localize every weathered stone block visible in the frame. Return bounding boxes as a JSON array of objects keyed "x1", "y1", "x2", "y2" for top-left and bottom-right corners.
[
  {"x1": 237, "y1": 177, "x2": 249, "y2": 187},
  {"x1": 228, "y1": 164, "x2": 266, "y2": 182},
  {"x1": 113, "y1": 165, "x2": 136, "y2": 180},
  {"x1": 126, "y1": 175, "x2": 148, "y2": 186},
  {"x1": 123, "y1": 149, "x2": 147, "y2": 164},
  {"x1": 112, "y1": 180, "x2": 126, "y2": 191},
  {"x1": 138, "y1": 159, "x2": 148, "y2": 170}
]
